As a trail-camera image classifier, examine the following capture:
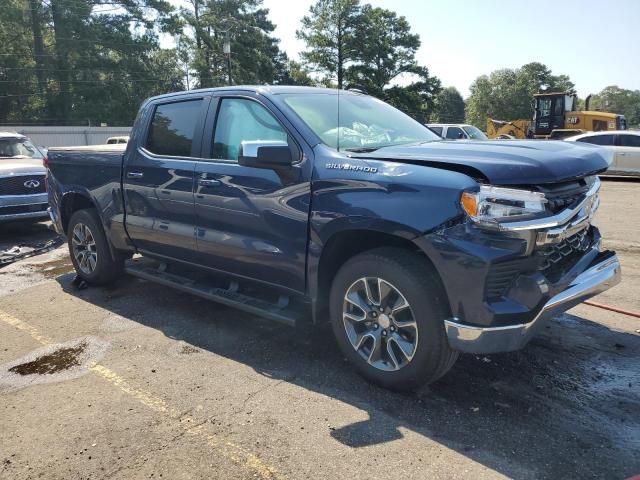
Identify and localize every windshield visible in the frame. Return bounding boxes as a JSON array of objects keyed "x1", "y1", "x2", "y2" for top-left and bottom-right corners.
[
  {"x1": 462, "y1": 125, "x2": 488, "y2": 140},
  {"x1": 0, "y1": 137, "x2": 43, "y2": 159},
  {"x1": 281, "y1": 93, "x2": 440, "y2": 151}
]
